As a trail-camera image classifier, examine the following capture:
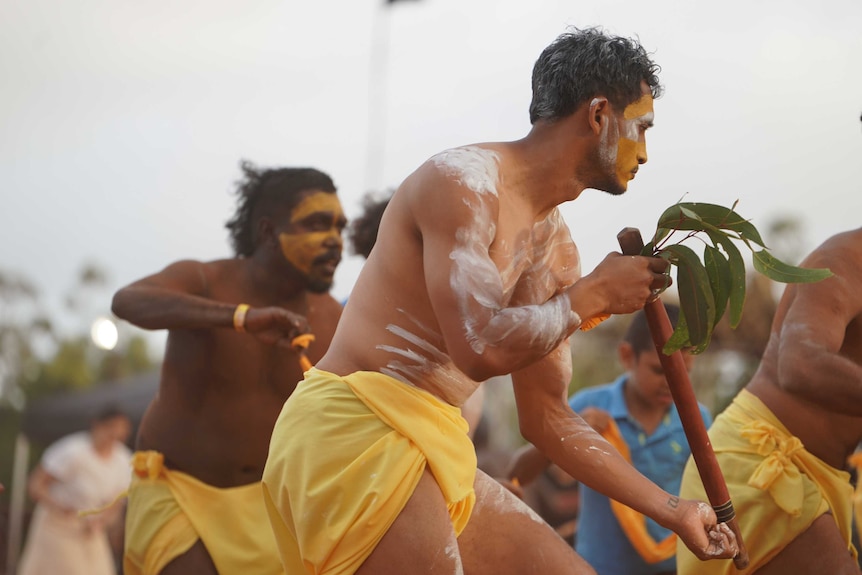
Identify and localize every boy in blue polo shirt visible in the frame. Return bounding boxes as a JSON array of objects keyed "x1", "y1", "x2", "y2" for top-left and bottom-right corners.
[{"x1": 508, "y1": 303, "x2": 711, "y2": 575}]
